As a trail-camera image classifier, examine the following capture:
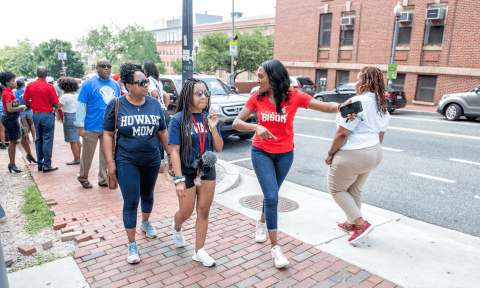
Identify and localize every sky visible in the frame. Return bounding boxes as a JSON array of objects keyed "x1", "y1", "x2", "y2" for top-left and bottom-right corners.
[{"x1": 1, "y1": 0, "x2": 276, "y2": 50}]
